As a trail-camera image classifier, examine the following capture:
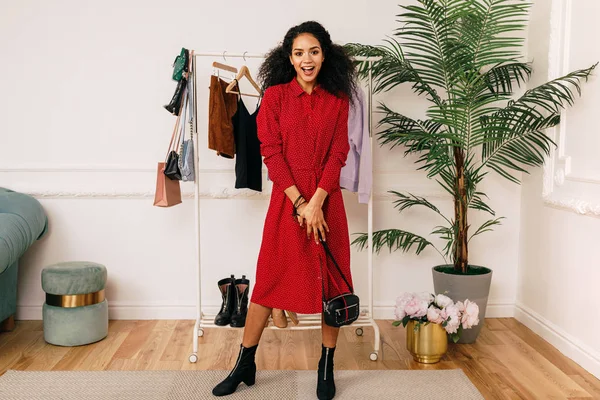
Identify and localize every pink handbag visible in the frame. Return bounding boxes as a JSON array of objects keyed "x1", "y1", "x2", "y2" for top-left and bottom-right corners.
[
  {"x1": 153, "y1": 161, "x2": 182, "y2": 207},
  {"x1": 153, "y1": 104, "x2": 184, "y2": 207}
]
